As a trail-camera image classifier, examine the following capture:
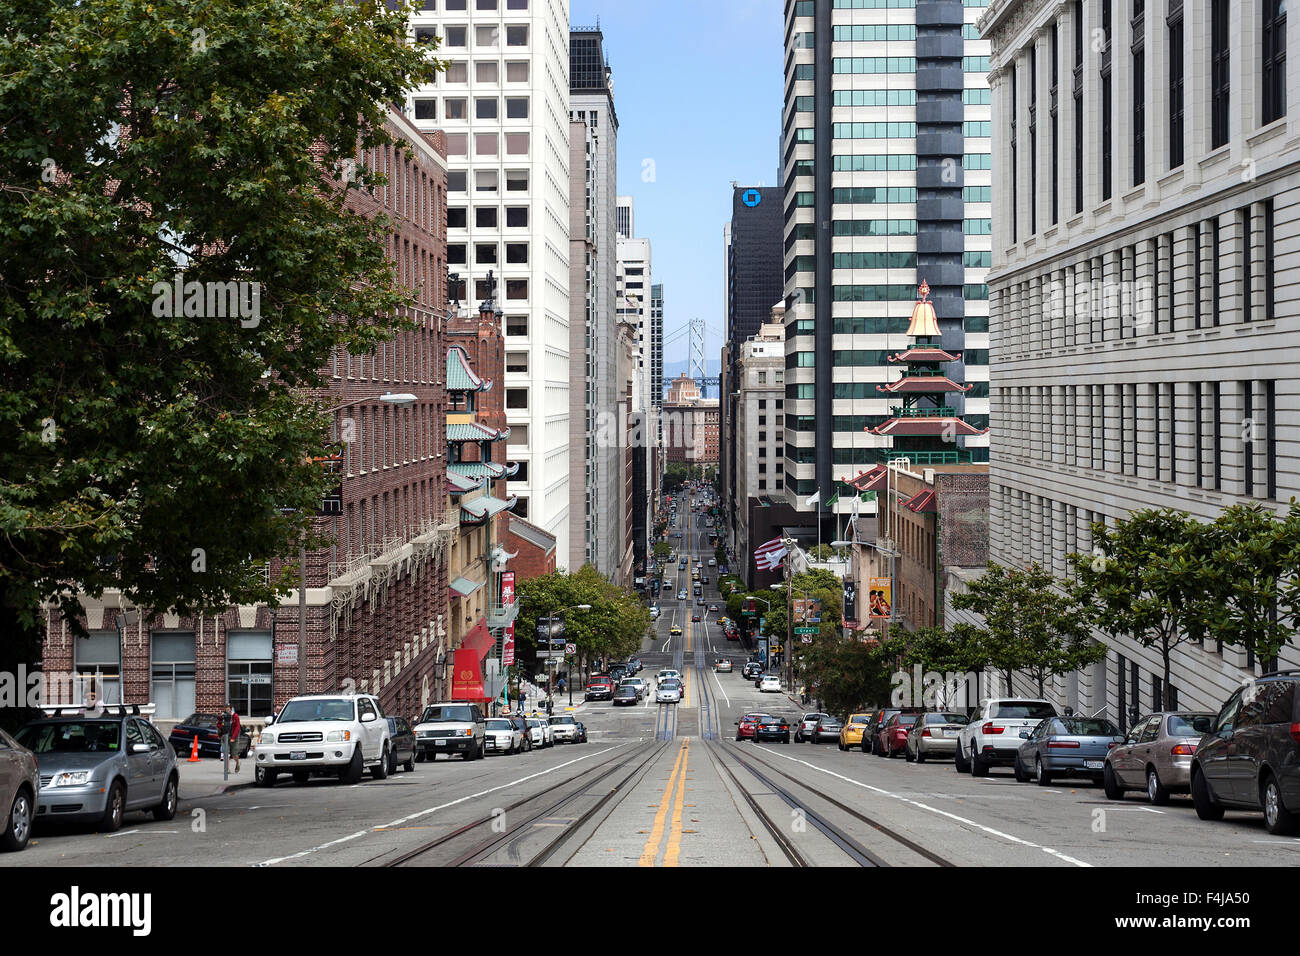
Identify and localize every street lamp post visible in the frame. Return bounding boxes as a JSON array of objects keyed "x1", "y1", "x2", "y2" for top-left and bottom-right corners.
[
  {"x1": 297, "y1": 391, "x2": 418, "y2": 696},
  {"x1": 541, "y1": 603, "x2": 590, "y2": 712}
]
